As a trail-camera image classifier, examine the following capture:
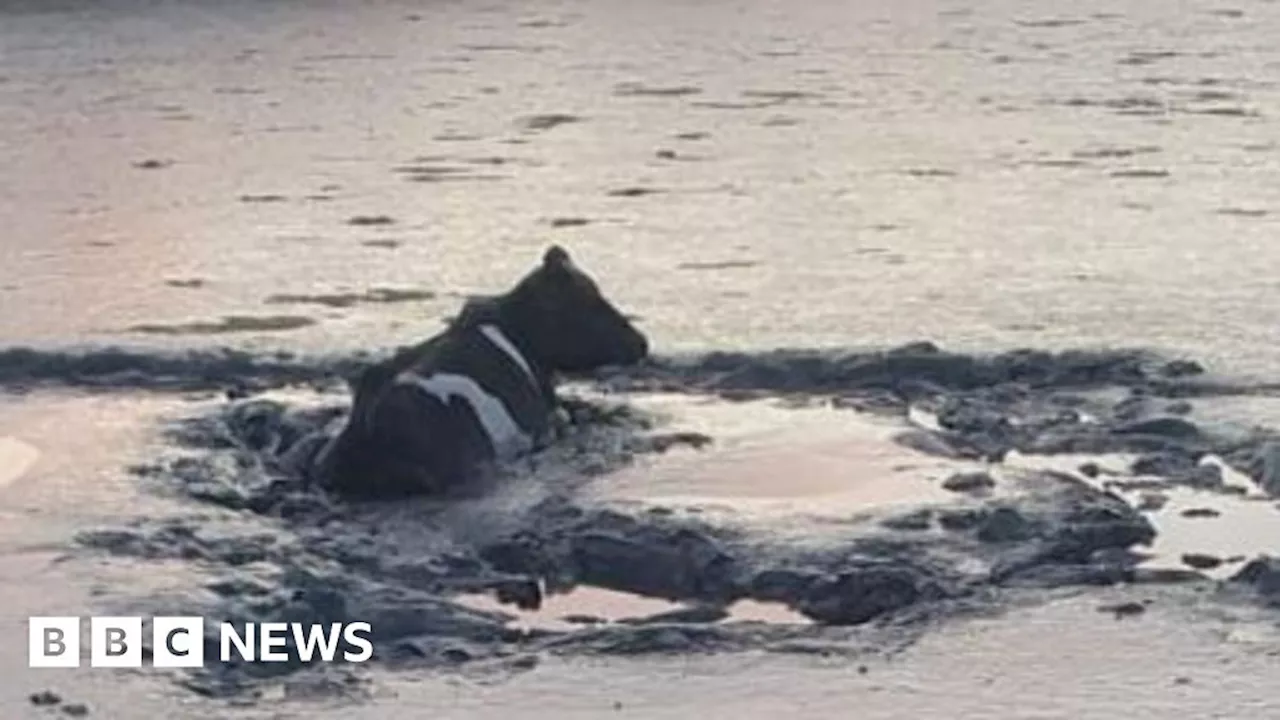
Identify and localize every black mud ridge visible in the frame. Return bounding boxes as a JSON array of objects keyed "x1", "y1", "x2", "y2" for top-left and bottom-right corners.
[{"x1": 28, "y1": 342, "x2": 1280, "y2": 699}]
